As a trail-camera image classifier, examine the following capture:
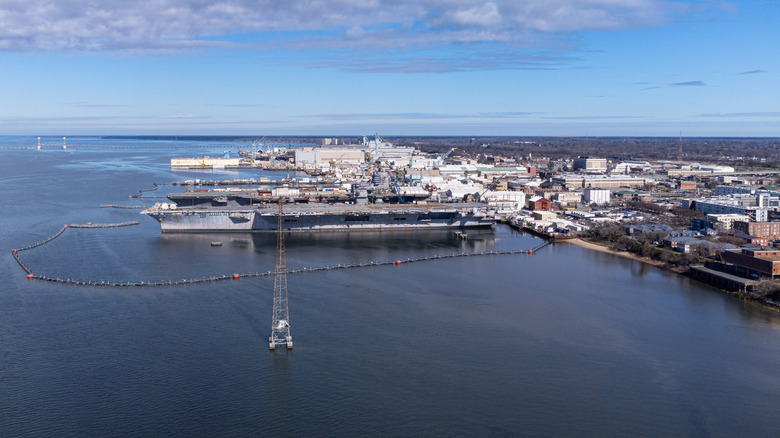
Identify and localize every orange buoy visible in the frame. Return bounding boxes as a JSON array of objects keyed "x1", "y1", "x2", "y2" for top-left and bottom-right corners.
[
  {"x1": 12, "y1": 249, "x2": 17, "y2": 253},
  {"x1": 529, "y1": 250, "x2": 533, "y2": 255},
  {"x1": 64, "y1": 224, "x2": 68, "y2": 228},
  {"x1": 233, "y1": 274, "x2": 240, "y2": 279},
  {"x1": 395, "y1": 260, "x2": 402, "y2": 265},
  {"x1": 87, "y1": 222, "x2": 92, "y2": 226},
  {"x1": 27, "y1": 274, "x2": 34, "y2": 279},
  {"x1": 142, "y1": 206, "x2": 146, "y2": 209}
]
